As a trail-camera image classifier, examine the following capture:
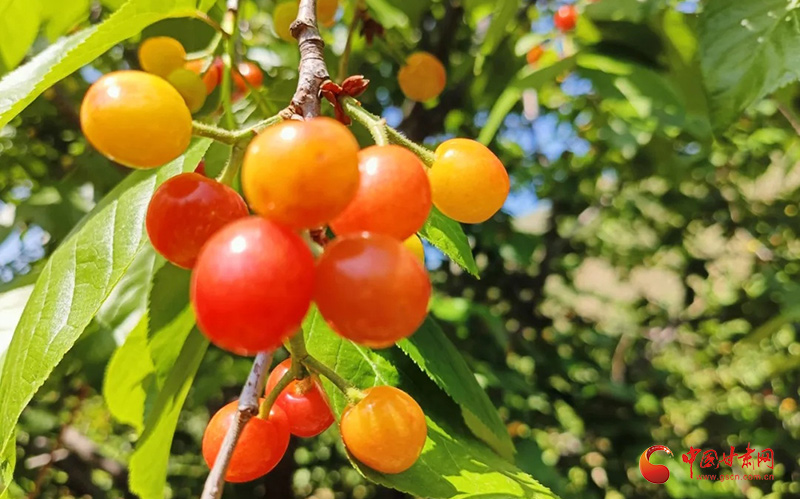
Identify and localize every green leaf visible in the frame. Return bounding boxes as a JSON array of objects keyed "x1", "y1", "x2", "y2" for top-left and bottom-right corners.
[
  {"x1": 0, "y1": 0, "x2": 201, "y2": 127},
  {"x1": 42, "y1": 0, "x2": 90, "y2": 41},
  {"x1": 0, "y1": 139, "x2": 210, "y2": 461},
  {"x1": 0, "y1": 433, "x2": 14, "y2": 497},
  {"x1": 398, "y1": 318, "x2": 515, "y2": 461},
  {"x1": 129, "y1": 330, "x2": 208, "y2": 499},
  {"x1": 304, "y1": 309, "x2": 558, "y2": 499},
  {"x1": 0, "y1": 0, "x2": 42, "y2": 71},
  {"x1": 474, "y1": 0, "x2": 517, "y2": 74},
  {"x1": 148, "y1": 263, "x2": 192, "y2": 334},
  {"x1": 699, "y1": 0, "x2": 800, "y2": 131},
  {"x1": 478, "y1": 56, "x2": 577, "y2": 145},
  {"x1": 103, "y1": 317, "x2": 153, "y2": 432},
  {"x1": 420, "y1": 207, "x2": 479, "y2": 277}
]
